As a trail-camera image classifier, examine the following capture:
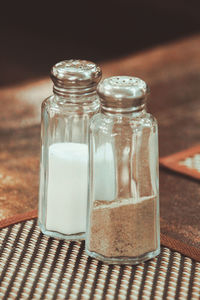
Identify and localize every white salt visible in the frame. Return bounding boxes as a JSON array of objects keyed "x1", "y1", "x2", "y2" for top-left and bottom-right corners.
[
  {"x1": 94, "y1": 142, "x2": 116, "y2": 201},
  {"x1": 46, "y1": 141, "x2": 116, "y2": 236},
  {"x1": 46, "y1": 142, "x2": 88, "y2": 235}
]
